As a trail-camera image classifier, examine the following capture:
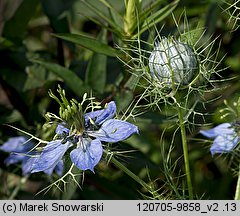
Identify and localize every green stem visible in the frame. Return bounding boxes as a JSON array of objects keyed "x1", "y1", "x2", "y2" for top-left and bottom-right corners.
[
  {"x1": 234, "y1": 164, "x2": 240, "y2": 200},
  {"x1": 9, "y1": 176, "x2": 28, "y2": 200},
  {"x1": 105, "y1": 151, "x2": 160, "y2": 198},
  {"x1": 177, "y1": 105, "x2": 193, "y2": 199},
  {"x1": 167, "y1": 47, "x2": 193, "y2": 199}
]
